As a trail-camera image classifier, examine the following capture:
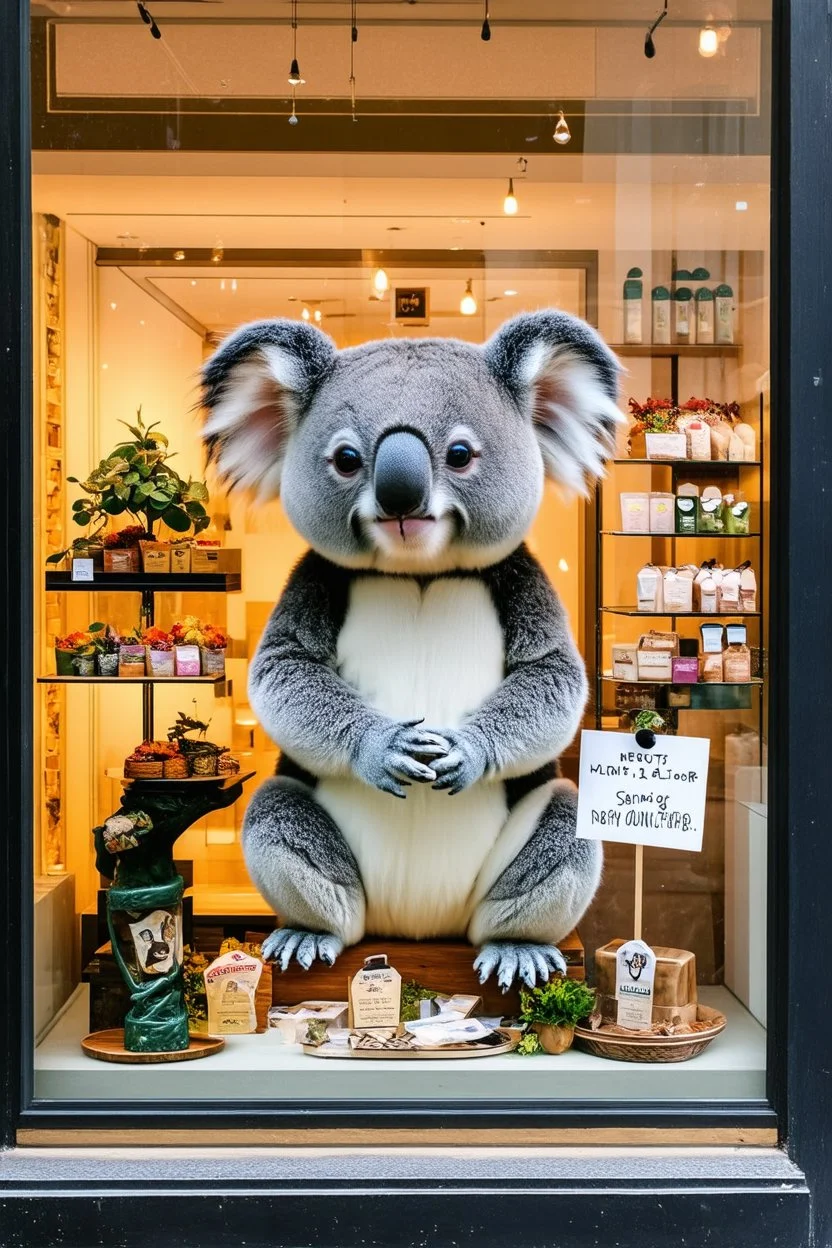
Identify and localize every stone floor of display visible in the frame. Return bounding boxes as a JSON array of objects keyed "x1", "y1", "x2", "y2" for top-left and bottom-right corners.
[{"x1": 35, "y1": 984, "x2": 765, "y2": 1101}]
